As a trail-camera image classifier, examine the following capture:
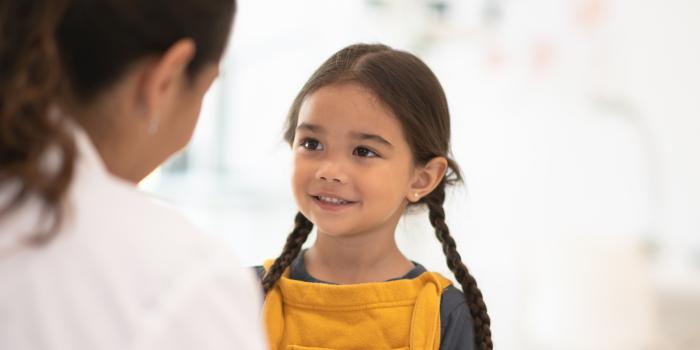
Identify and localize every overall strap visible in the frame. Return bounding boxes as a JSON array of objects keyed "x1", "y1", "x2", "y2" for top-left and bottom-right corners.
[
  {"x1": 262, "y1": 259, "x2": 275, "y2": 273},
  {"x1": 262, "y1": 259, "x2": 284, "y2": 350},
  {"x1": 409, "y1": 272, "x2": 452, "y2": 350}
]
